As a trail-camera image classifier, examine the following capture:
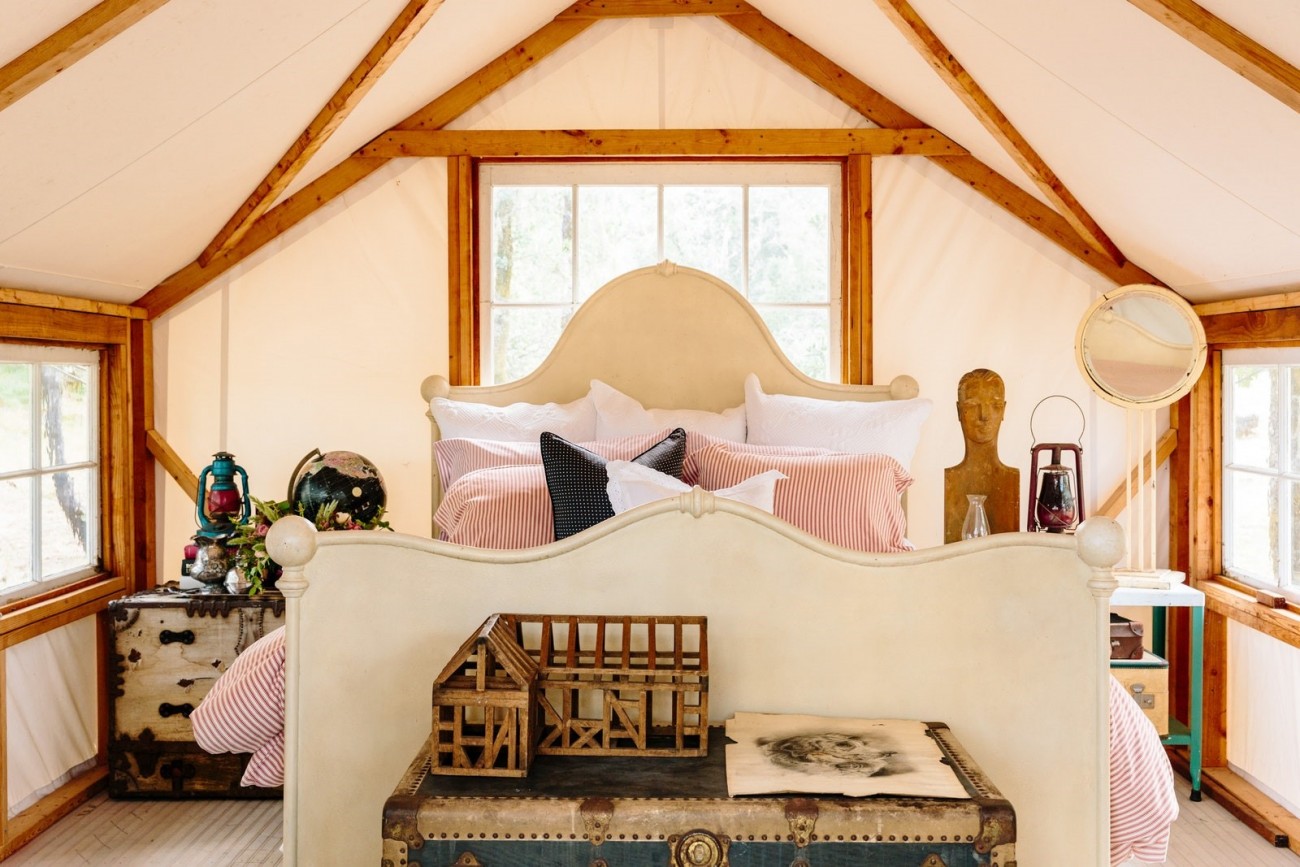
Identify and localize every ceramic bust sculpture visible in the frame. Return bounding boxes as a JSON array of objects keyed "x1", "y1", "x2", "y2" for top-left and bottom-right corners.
[{"x1": 944, "y1": 369, "x2": 1020, "y2": 543}]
